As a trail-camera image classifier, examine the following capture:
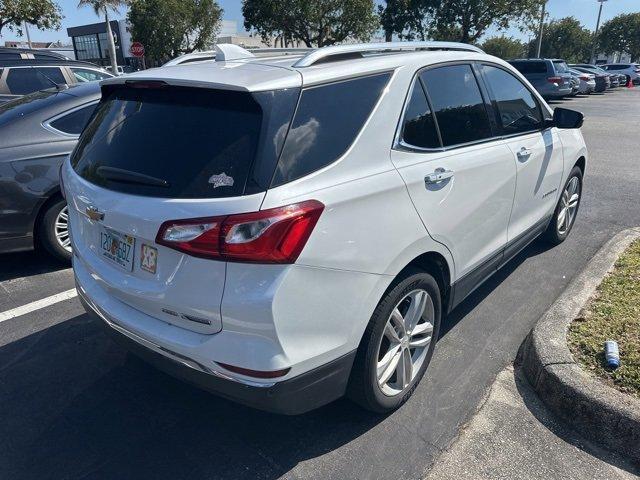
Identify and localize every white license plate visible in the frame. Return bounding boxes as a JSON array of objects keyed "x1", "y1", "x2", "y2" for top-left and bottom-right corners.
[{"x1": 99, "y1": 227, "x2": 135, "y2": 271}]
